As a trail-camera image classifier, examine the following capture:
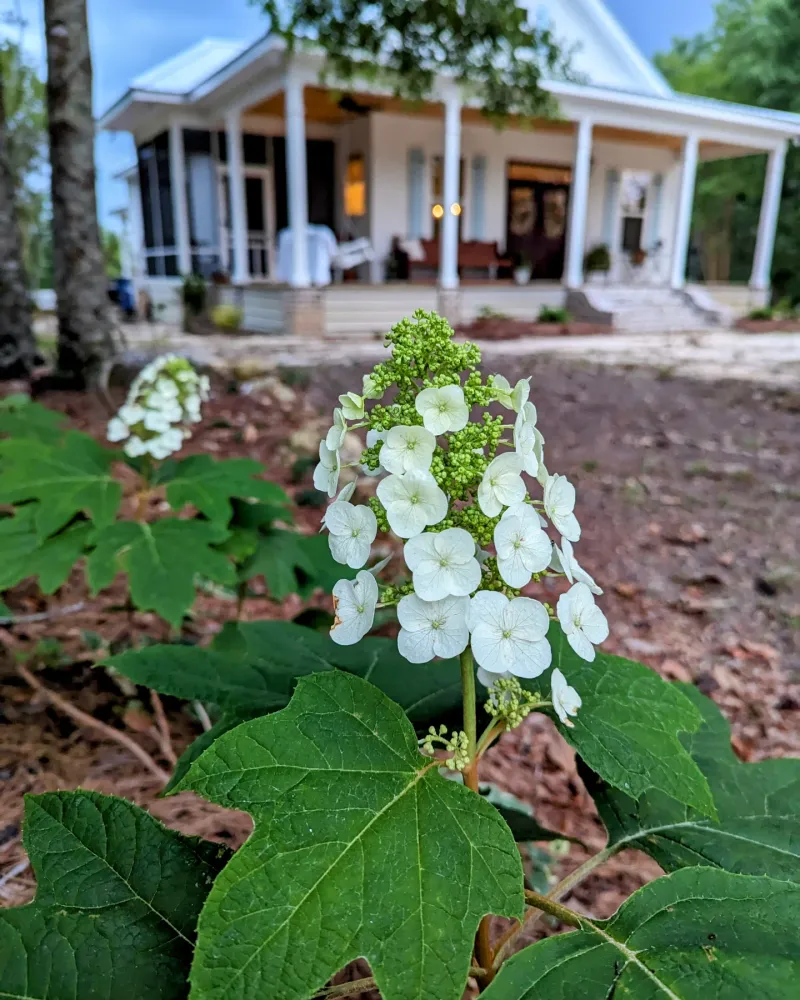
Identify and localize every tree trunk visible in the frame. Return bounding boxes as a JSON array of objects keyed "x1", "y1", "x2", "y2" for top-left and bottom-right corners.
[
  {"x1": 44, "y1": 0, "x2": 116, "y2": 388},
  {"x1": 0, "y1": 70, "x2": 37, "y2": 380}
]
